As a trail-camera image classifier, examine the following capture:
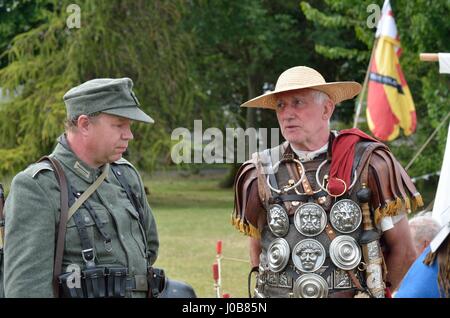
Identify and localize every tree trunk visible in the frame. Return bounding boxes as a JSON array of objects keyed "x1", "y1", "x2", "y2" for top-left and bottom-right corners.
[{"x1": 221, "y1": 73, "x2": 260, "y2": 188}]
